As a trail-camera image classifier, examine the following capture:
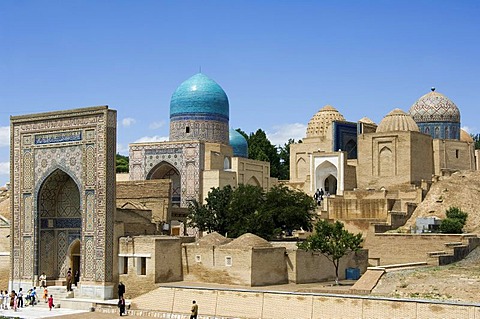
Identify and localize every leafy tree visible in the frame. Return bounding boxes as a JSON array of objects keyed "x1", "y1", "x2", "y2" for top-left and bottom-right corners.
[
  {"x1": 187, "y1": 185, "x2": 234, "y2": 235},
  {"x1": 116, "y1": 154, "x2": 129, "y2": 173},
  {"x1": 297, "y1": 220, "x2": 363, "y2": 285},
  {"x1": 440, "y1": 207, "x2": 468, "y2": 233},
  {"x1": 278, "y1": 139, "x2": 295, "y2": 180},
  {"x1": 260, "y1": 185, "x2": 315, "y2": 236},
  {"x1": 228, "y1": 184, "x2": 265, "y2": 237},
  {"x1": 187, "y1": 184, "x2": 315, "y2": 240},
  {"x1": 237, "y1": 129, "x2": 281, "y2": 178}
]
